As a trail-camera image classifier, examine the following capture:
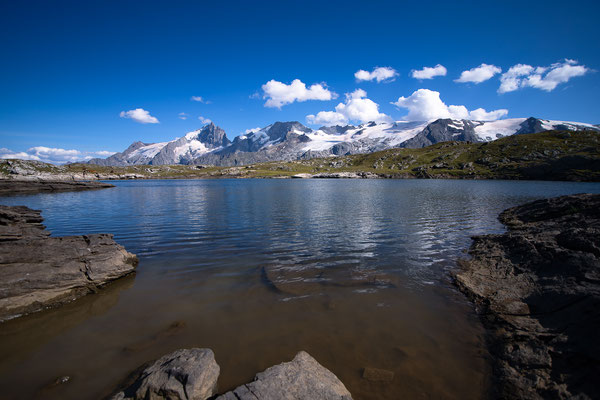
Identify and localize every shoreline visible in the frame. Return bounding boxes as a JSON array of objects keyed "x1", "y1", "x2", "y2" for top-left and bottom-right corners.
[
  {"x1": 0, "y1": 179, "x2": 114, "y2": 195},
  {"x1": 453, "y1": 194, "x2": 600, "y2": 399},
  {"x1": 0, "y1": 205, "x2": 138, "y2": 322}
]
